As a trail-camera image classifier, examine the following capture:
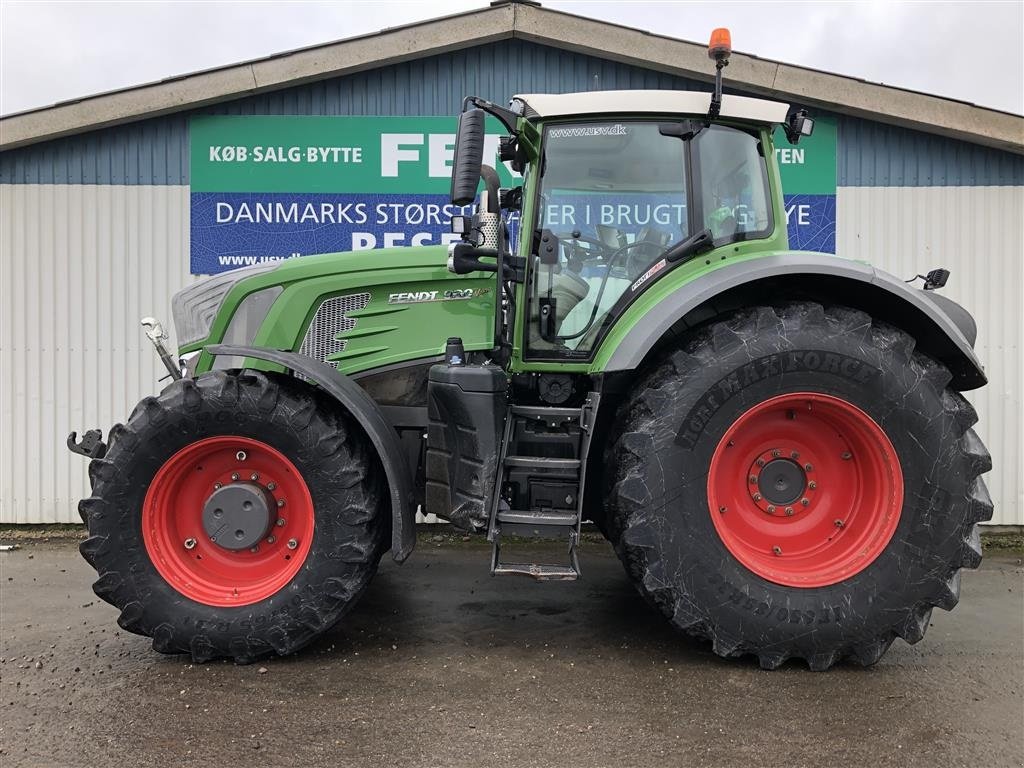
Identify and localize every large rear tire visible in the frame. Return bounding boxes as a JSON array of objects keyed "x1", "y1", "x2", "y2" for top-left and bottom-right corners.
[
  {"x1": 79, "y1": 370, "x2": 387, "y2": 663},
  {"x1": 605, "y1": 303, "x2": 992, "y2": 670}
]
